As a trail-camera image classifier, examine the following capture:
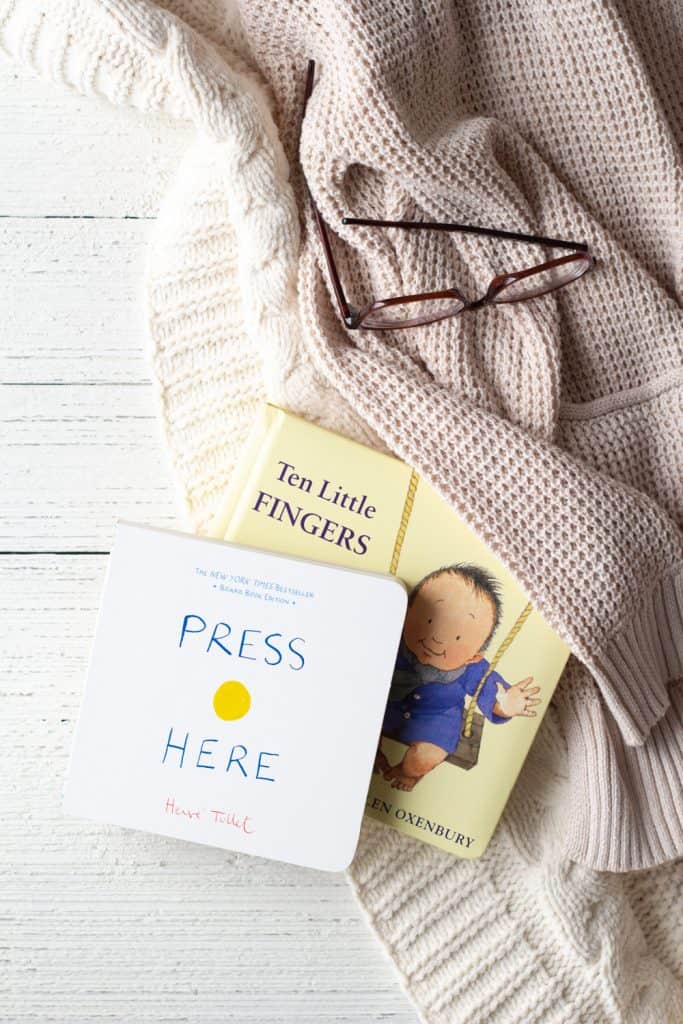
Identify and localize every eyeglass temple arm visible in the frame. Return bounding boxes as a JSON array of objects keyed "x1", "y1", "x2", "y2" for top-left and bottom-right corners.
[
  {"x1": 342, "y1": 217, "x2": 589, "y2": 254},
  {"x1": 302, "y1": 60, "x2": 353, "y2": 322}
]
